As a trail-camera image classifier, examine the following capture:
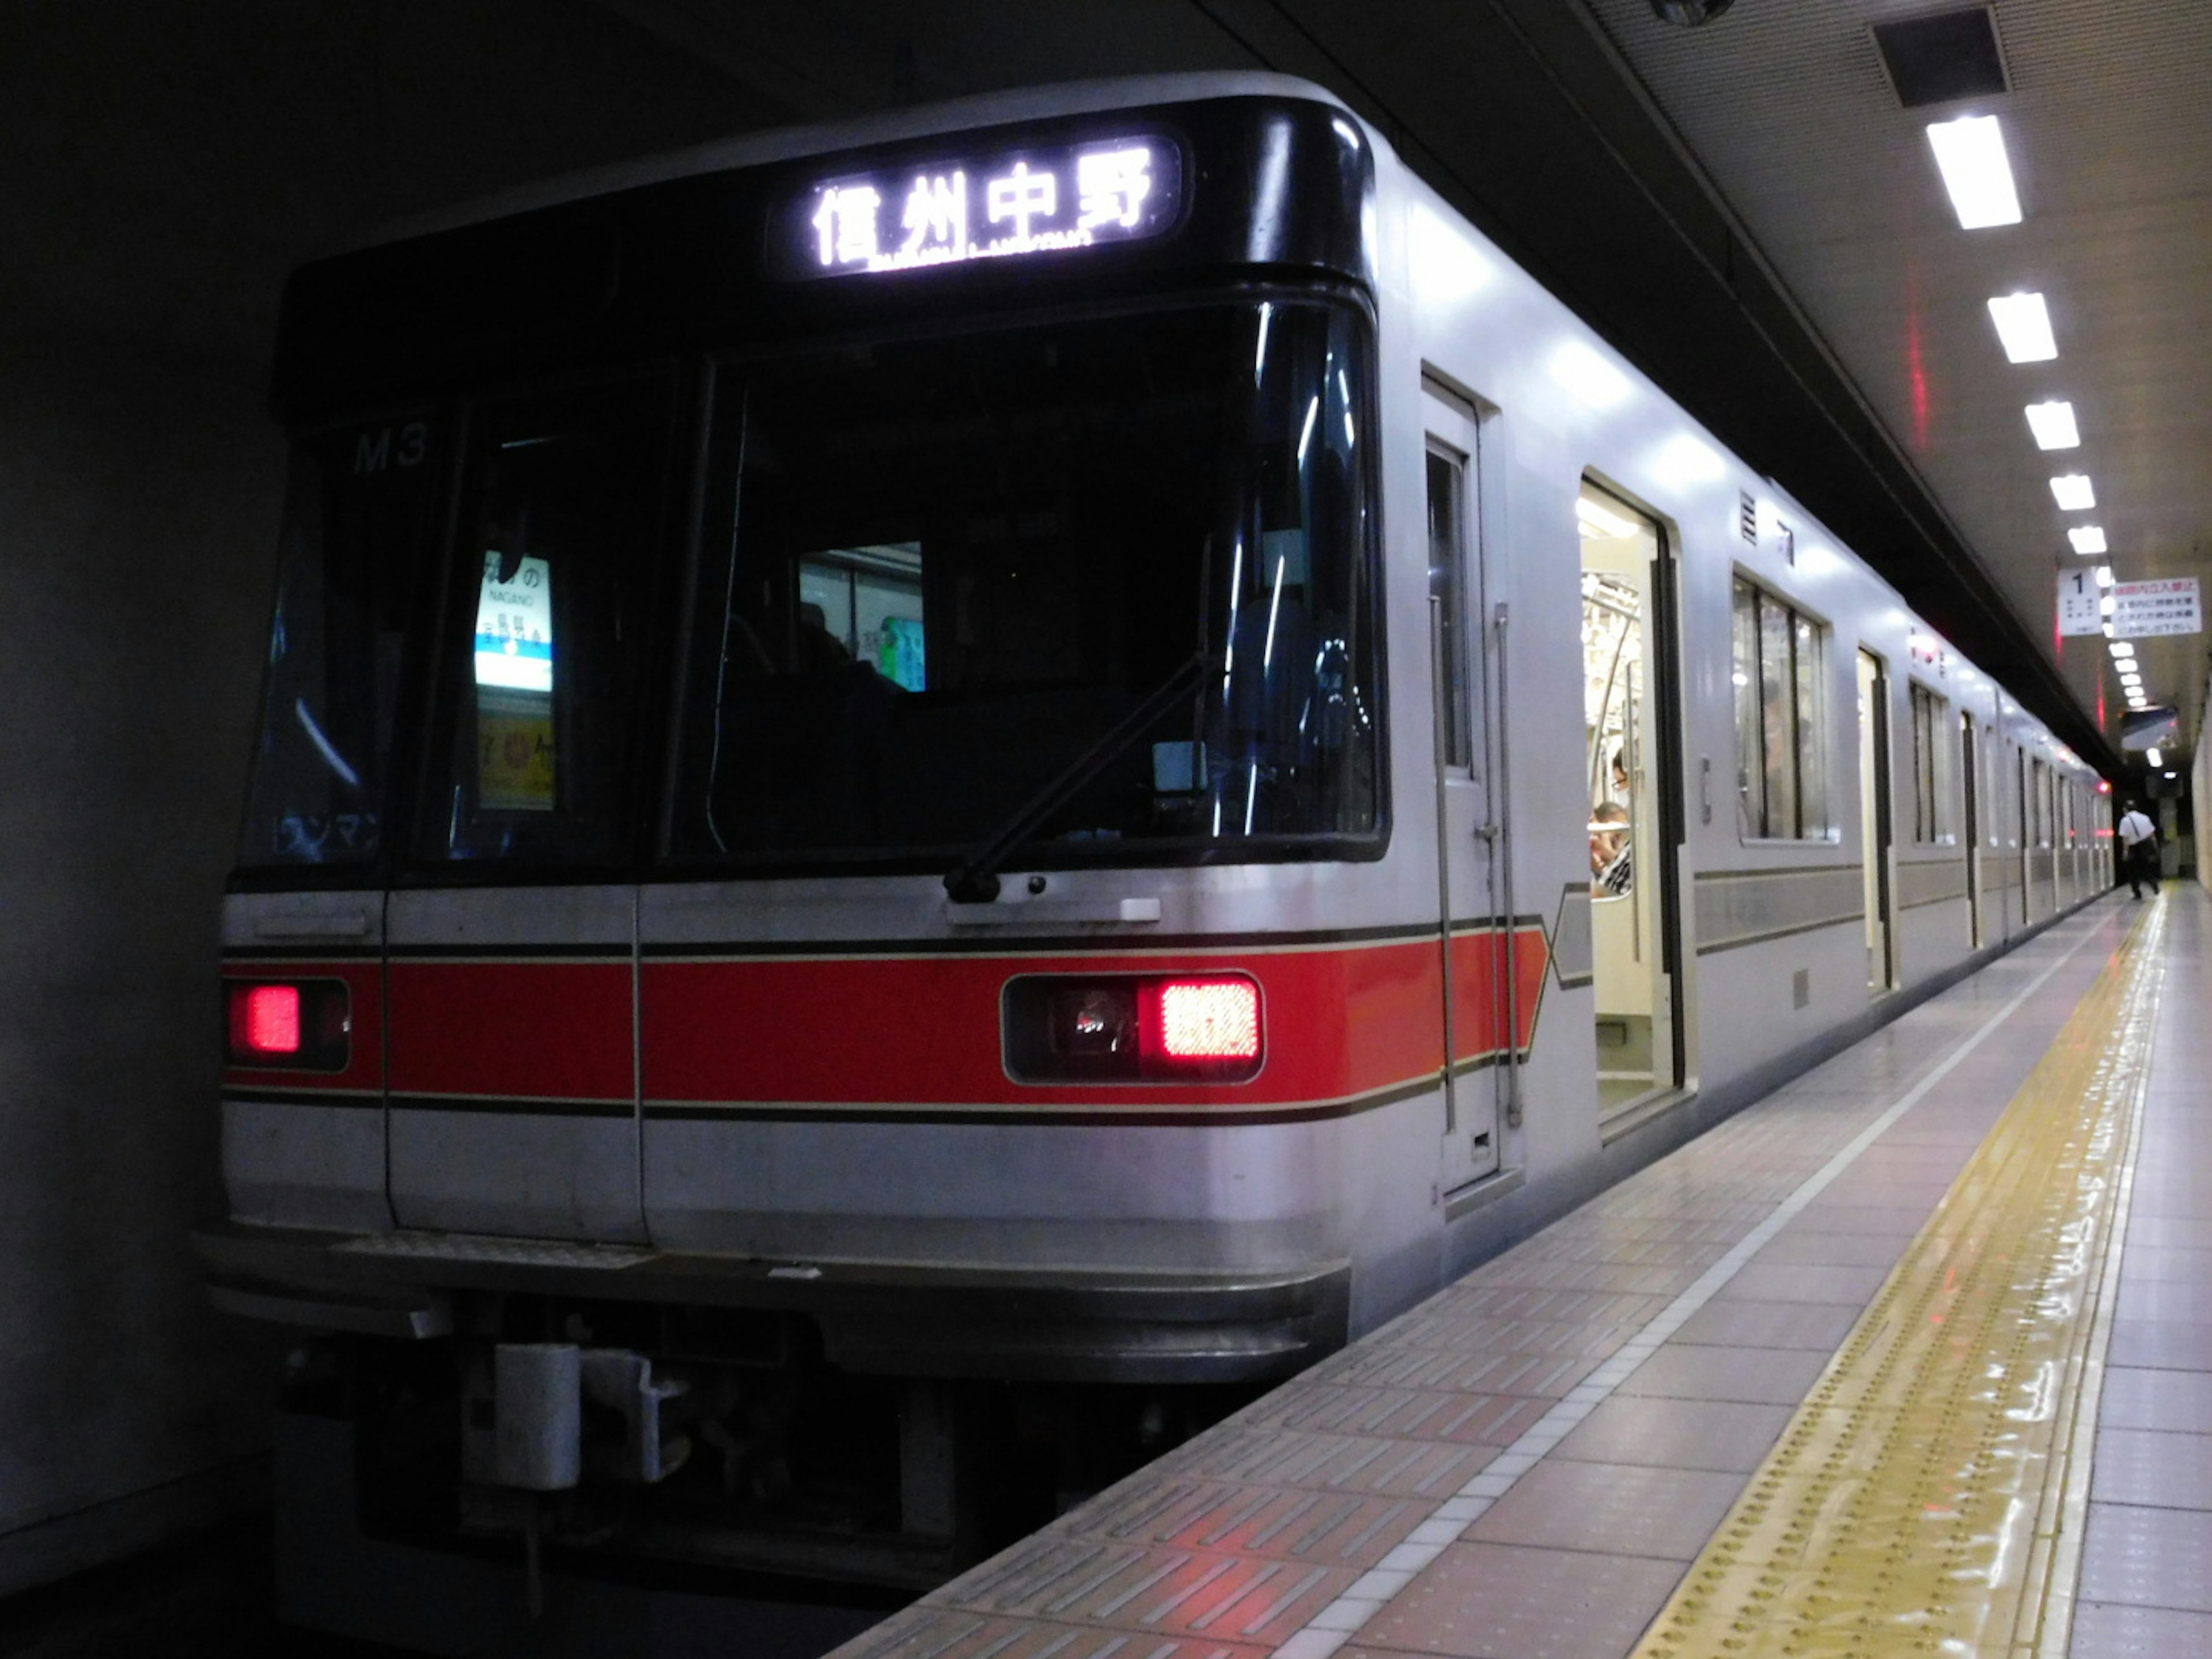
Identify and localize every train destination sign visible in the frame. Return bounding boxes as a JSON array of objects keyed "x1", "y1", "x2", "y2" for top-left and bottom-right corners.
[{"x1": 786, "y1": 137, "x2": 1183, "y2": 278}]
